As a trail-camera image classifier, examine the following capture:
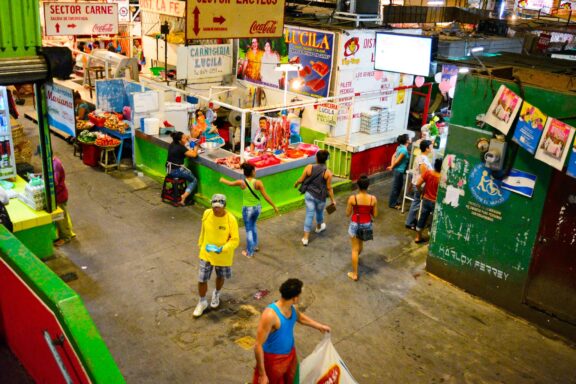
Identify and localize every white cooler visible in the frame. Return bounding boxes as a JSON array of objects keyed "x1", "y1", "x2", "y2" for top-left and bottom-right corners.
[{"x1": 164, "y1": 102, "x2": 194, "y2": 134}]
